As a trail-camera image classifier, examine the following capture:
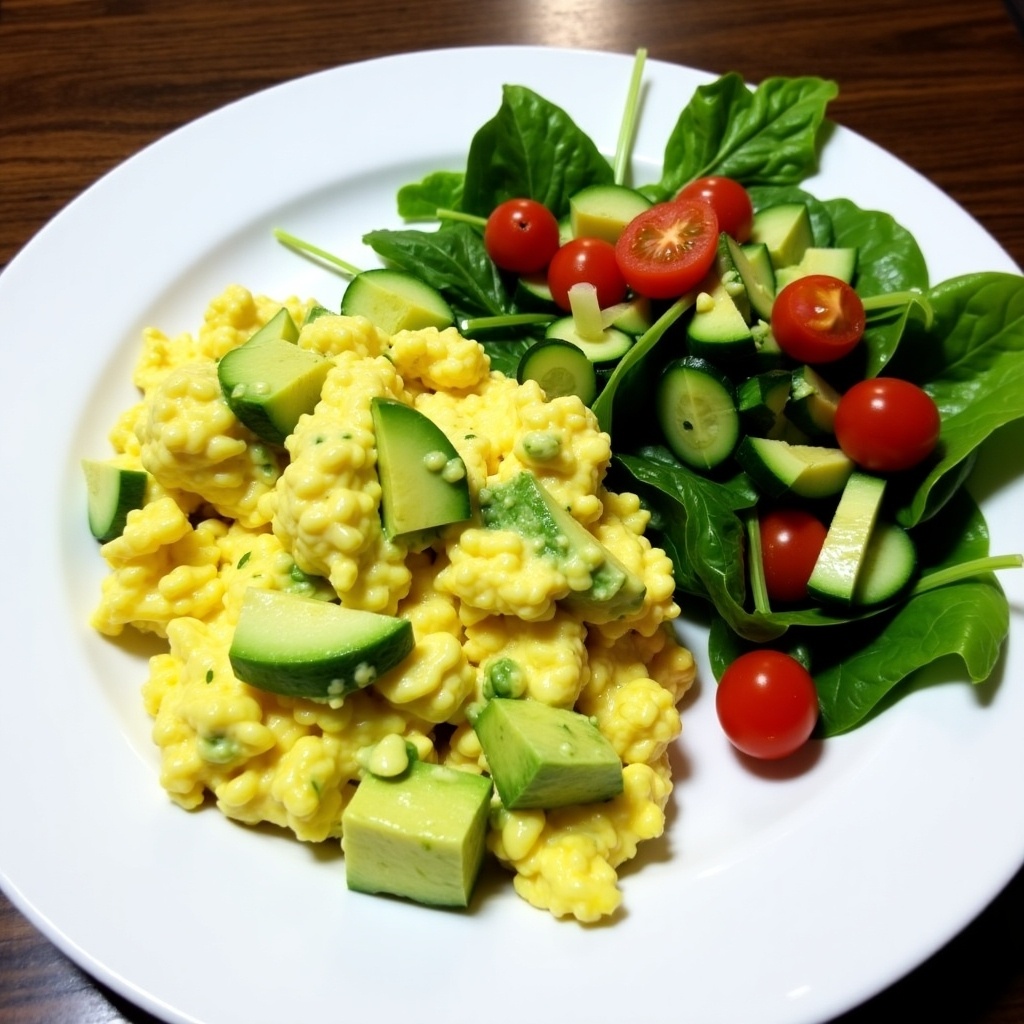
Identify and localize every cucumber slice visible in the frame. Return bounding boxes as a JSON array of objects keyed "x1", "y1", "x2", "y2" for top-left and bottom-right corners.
[
  {"x1": 786, "y1": 365, "x2": 841, "y2": 437},
  {"x1": 735, "y1": 436, "x2": 854, "y2": 498},
  {"x1": 544, "y1": 315, "x2": 634, "y2": 364},
  {"x1": 604, "y1": 295, "x2": 653, "y2": 336},
  {"x1": 741, "y1": 242, "x2": 777, "y2": 296},
  {"x1": 807, "y1": 472, "x2": 887, "y2": 606},
  {"x1": 750, "y1": 203, "x2": 814, "y2": 268},
  {"x1": 853, "y1": 521, "x2": 917, "y2": 607},
  {"x1": 218, "y1": 337, "x2": 331, "y2": 445},
  {"x1": 82, "y1": 460, "x2": 148, "y2": 542},
  {"x1": 371, "y1": 397, "x2": 471, "y2": 540},
  {"x1": 568, "y1": 184, "x2": 652, "y2": 244},
  {"x1": 514, "y1": 271, "x2": 556, "y2": 311},
  {"x1": 340, "y1": 268, "x2": 454, "y2": 334},
  {"x1": 656, "y1": 357, "x2": 740, "y2": 471},
  {"x1": 228, "y1": 588, "x2": 414, "y2": 700},
  {"x1": 517, "y1": 338, "x2": 597, "y2": 405}
]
